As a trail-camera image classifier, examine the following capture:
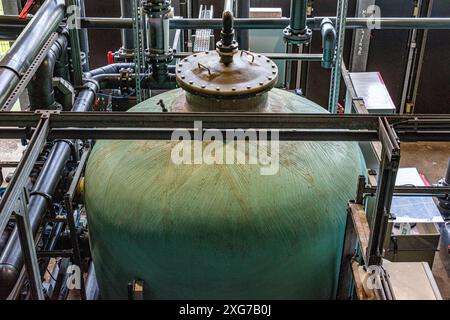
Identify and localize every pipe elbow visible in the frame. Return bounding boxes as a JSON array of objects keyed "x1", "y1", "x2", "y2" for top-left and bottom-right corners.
[
  {"x1": 0, "y1": 263, "x2": 19, "y2": 299},
  {"x1": 320, "y1": 18, "x2": 336, "y2": 69}
]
